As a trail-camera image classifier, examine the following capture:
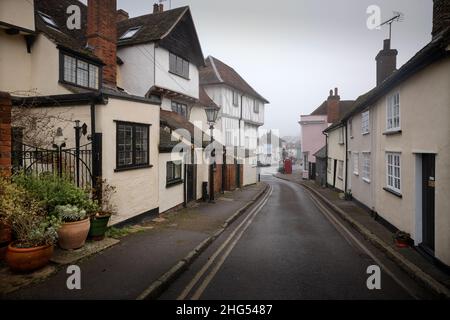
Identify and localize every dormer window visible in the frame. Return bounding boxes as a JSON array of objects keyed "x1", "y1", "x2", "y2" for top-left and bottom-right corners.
[
  {"x1": 61, "y1": 53, "x2": 100, "y2": 90},
  {"x1": 119, "y1": 26, "x2": 142, "y2": 40},
  {"x1": 38, "y1": 11, "x2": 59, "y2": 30}
]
